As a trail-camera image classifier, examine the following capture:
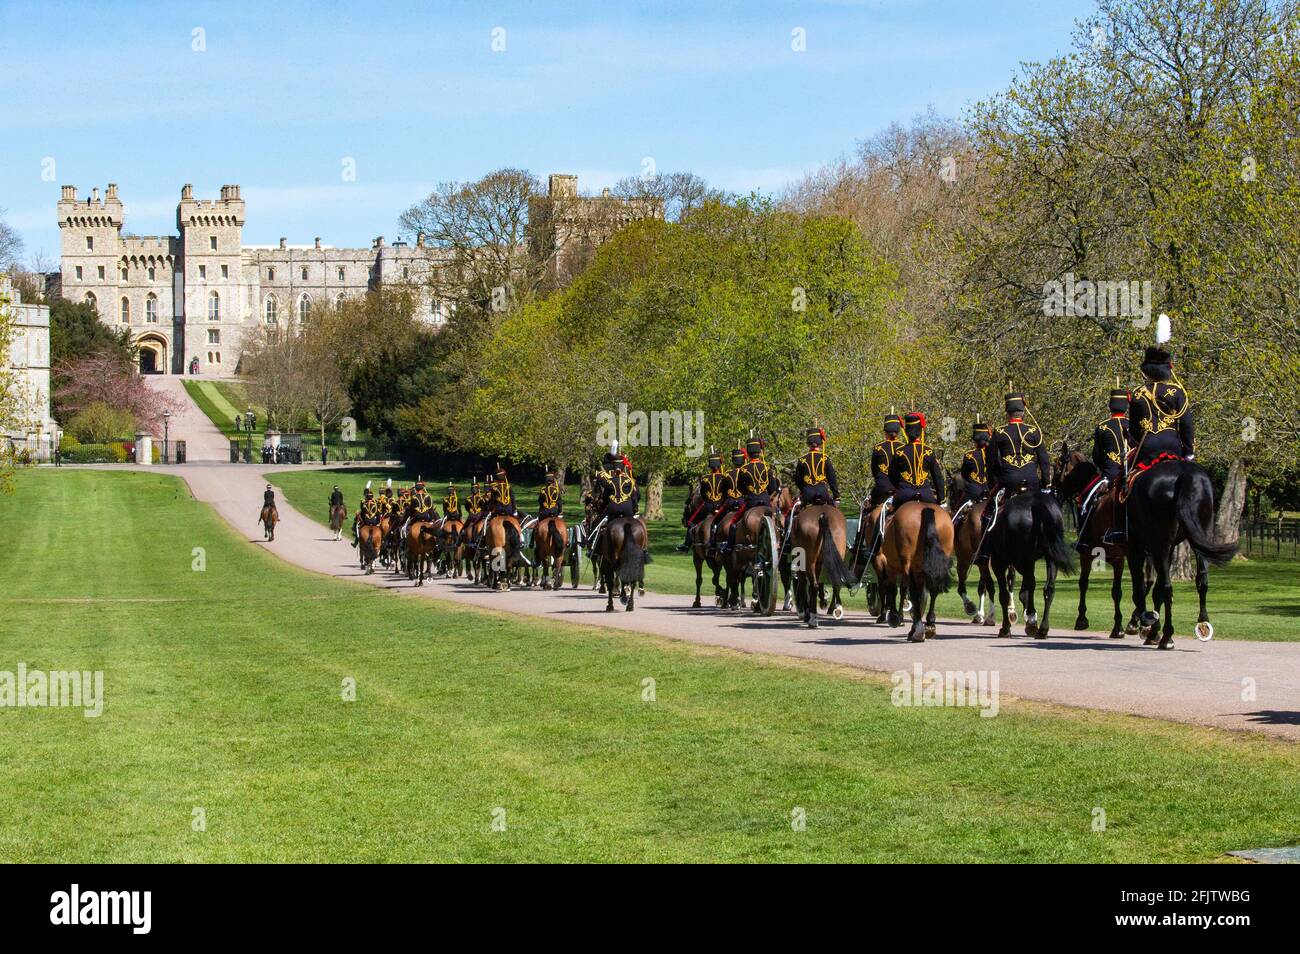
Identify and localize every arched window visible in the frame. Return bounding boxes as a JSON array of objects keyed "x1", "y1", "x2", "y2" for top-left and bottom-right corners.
[
  {"x1": 298, "y1": 294, "x2": 310, "y2": 322},
  {"x1": 147, "y1": 266, "x2": 156, "y2": 281},
  {"x1": 208, "y1": 291, "x2": 220, "y2": 321},
  {"x1": 120, "y1": 297, "x2": 130, "y2": 323},
  {"x1": 336, "y1": 293, "x2": 345, "y2": 308},
  {"x1": 265, "y1": 295, "x2": 278, "y2": 324},
  {"x1": 84, "y1": 292, "x2": 97, "y2": 313},
  {"x1": 145, "y1": 294, "x2": 158, "y2": 323}
]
